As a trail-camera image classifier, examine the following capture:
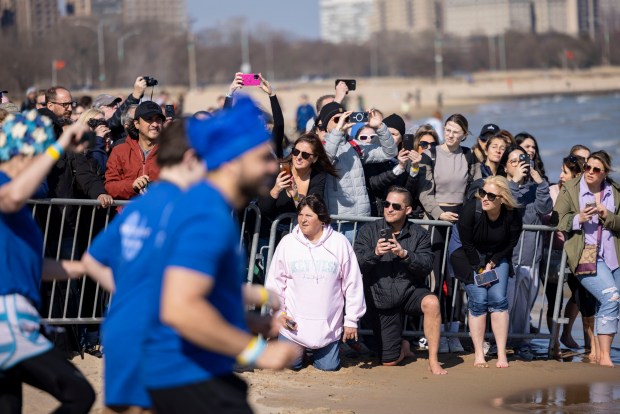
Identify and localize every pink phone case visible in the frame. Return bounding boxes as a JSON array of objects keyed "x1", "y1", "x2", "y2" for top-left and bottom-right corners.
[{"x1": 241, "y1": 74, "x2": 260, "y2": 86}]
